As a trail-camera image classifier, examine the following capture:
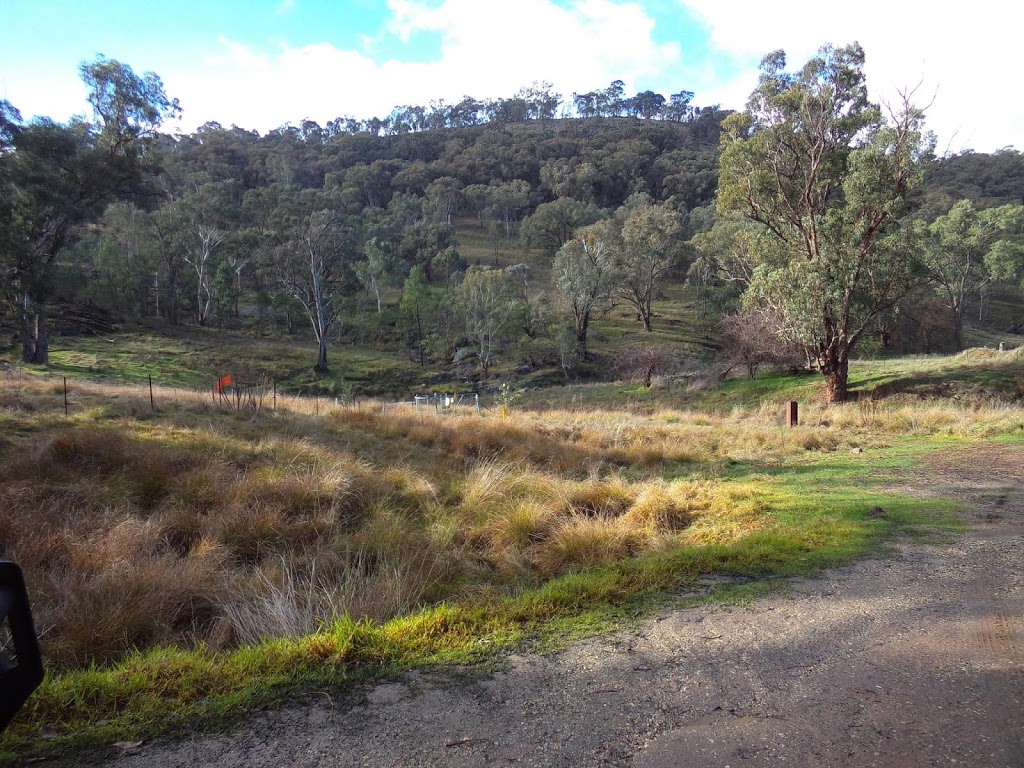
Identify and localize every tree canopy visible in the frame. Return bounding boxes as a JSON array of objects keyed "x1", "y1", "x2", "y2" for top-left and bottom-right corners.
[
  {"x1": 718, "y1": 43, "x2": 930, "y2": 403},
  {"x1": 0, "y1": 59, "x2": 178, "y2": 363}
]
